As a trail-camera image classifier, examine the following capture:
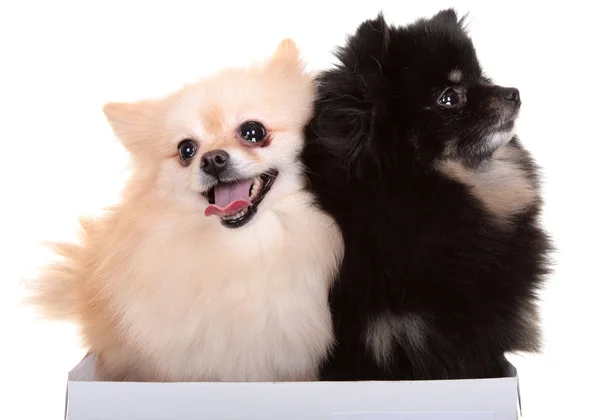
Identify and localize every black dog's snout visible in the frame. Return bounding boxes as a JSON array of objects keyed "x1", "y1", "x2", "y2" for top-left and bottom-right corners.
[
  {"x1": 500, "y1": 87, "x2": 521, "y2": 105},
  {"x1": 200, "y1": 149, "x2": 230, "y2": 177}
]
